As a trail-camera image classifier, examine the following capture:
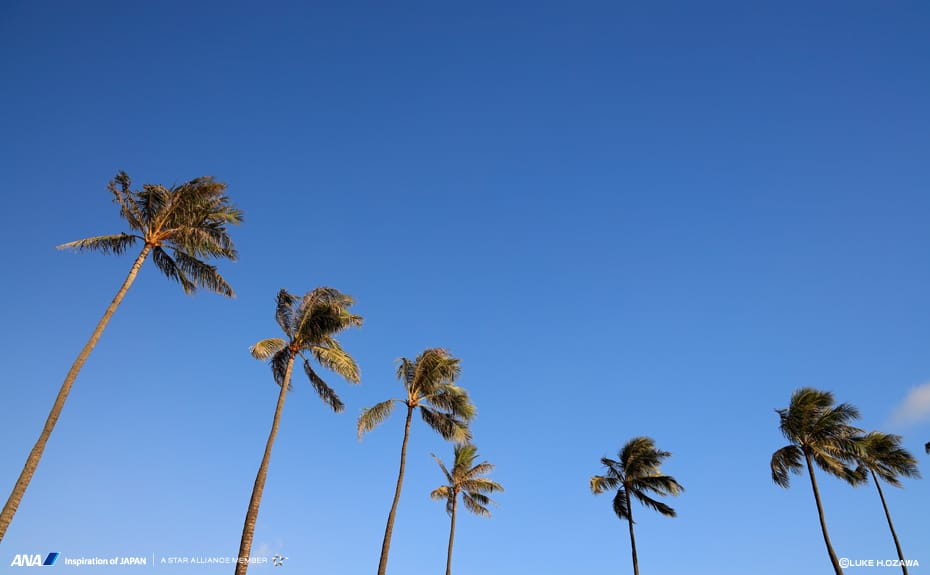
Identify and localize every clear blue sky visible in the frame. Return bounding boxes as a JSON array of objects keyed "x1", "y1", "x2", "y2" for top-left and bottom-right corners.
[{"x1": 1, "y1": 1, "x2": 928, "y2": 573}]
